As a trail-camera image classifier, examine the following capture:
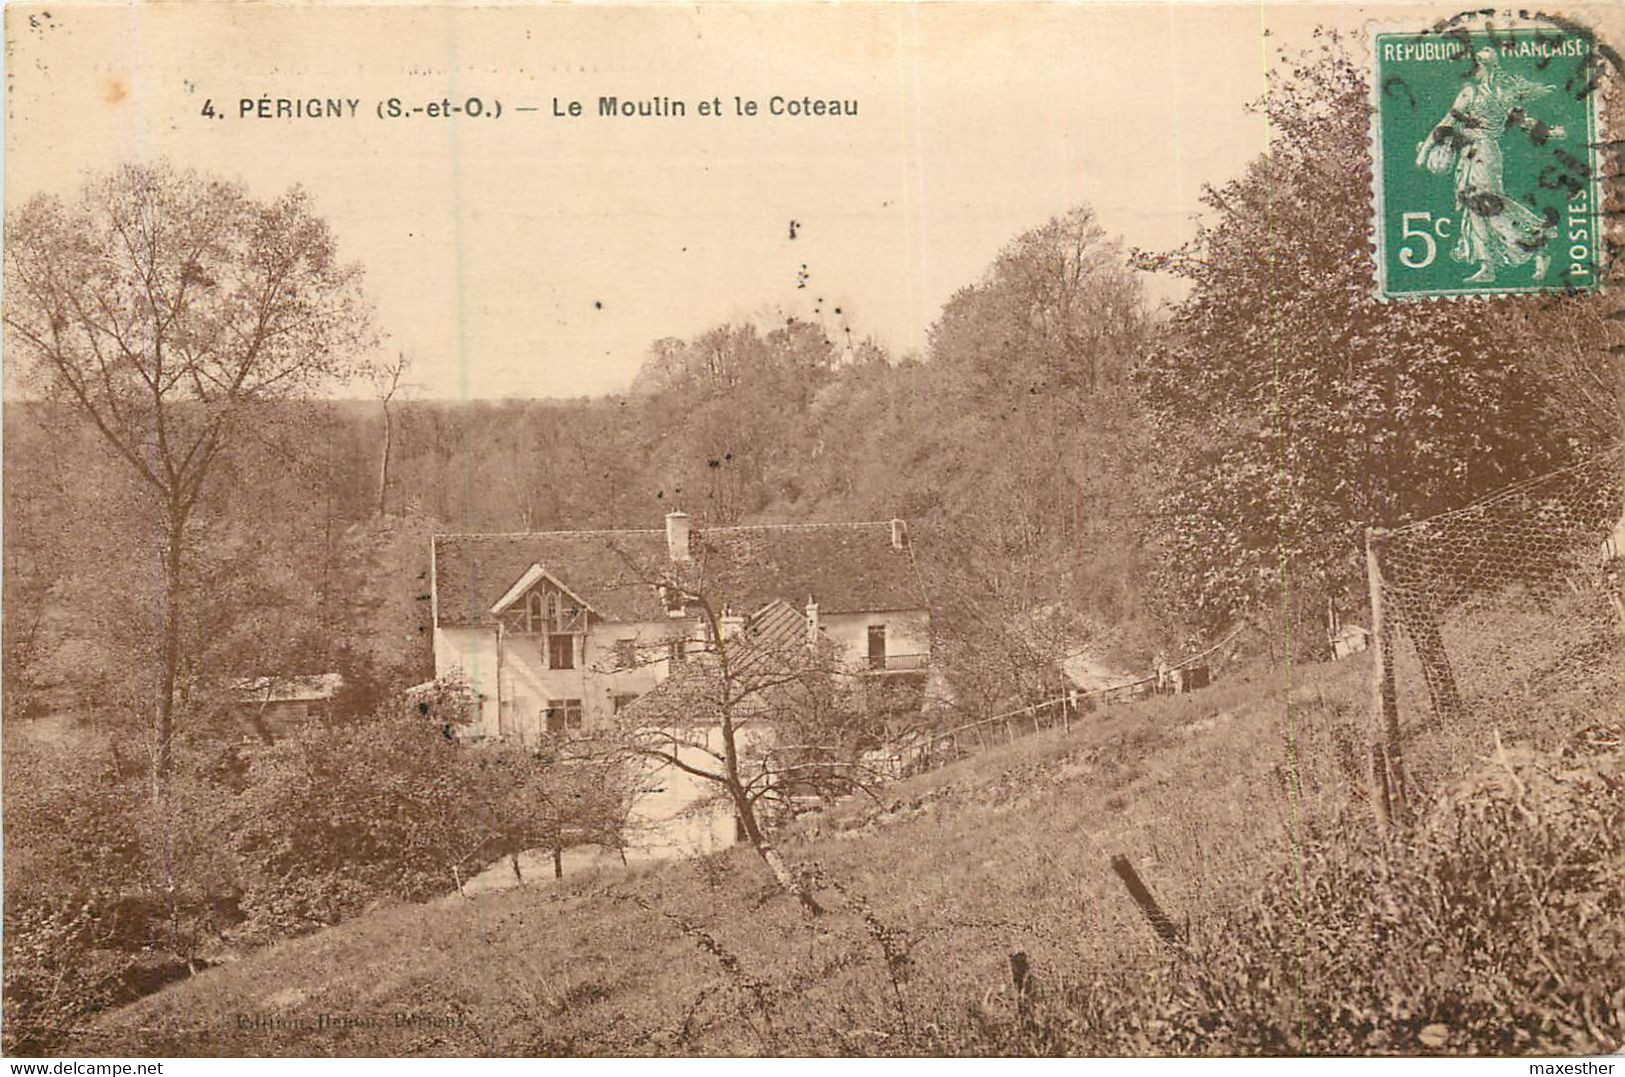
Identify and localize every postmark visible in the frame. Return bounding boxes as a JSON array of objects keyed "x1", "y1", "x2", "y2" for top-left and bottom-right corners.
[{"x1": 1370, "y1": 16, "x2": 1604, "y2": 298}]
